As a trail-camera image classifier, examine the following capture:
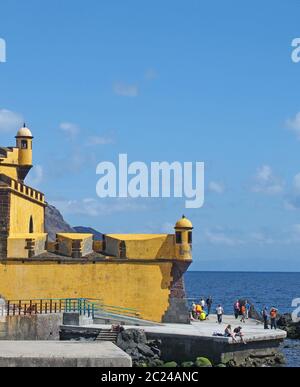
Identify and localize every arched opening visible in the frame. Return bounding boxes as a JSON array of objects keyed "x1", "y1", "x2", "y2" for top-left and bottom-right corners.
[{"x1": 29, "y1": 216, "x2": 34, "y2": 233}]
